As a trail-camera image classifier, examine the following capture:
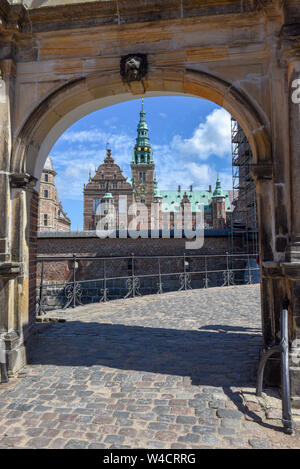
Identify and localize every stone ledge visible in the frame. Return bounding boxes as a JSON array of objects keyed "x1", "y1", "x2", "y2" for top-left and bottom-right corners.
[
  {"x1": 37, "y1": 228, "x2": 232, "y2": 239},
  {"x1": 262, "y1": 261, "x2": 300, "y2": 278},
  {"x1": 0, "y1": 261, "x2": 21, "y2": 278}
]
